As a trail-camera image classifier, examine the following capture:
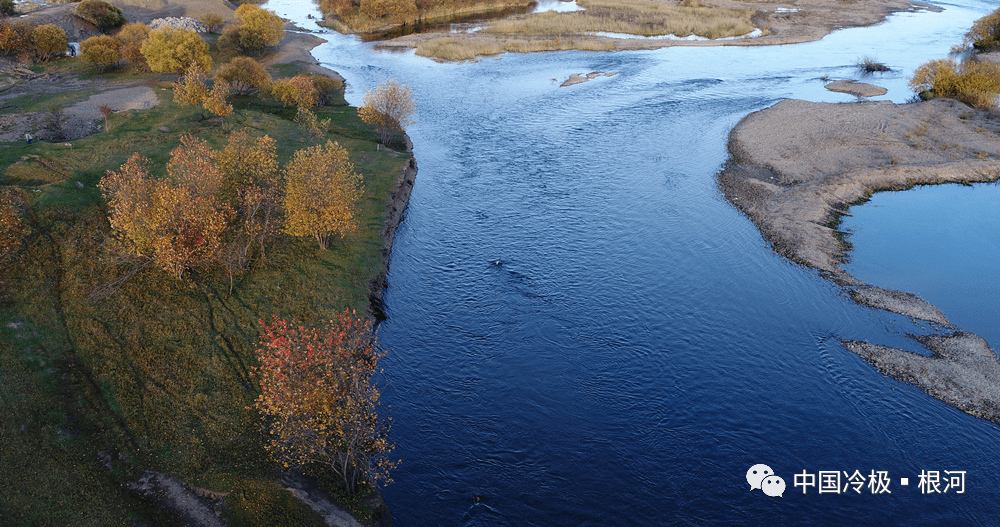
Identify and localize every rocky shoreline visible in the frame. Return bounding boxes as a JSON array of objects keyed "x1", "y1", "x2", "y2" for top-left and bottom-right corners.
[{"x1": 717, "y1": 97, "x2": 1000, "y2": 425}]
